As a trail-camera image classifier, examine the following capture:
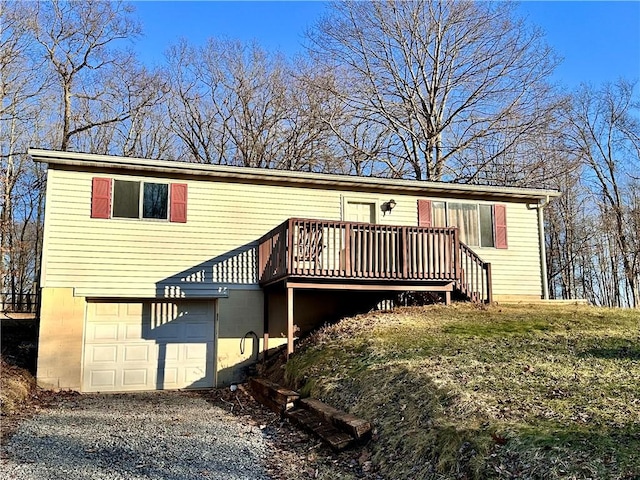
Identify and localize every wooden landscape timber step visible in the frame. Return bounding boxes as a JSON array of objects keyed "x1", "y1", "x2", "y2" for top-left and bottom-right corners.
[
  {"x1": 299, "y1": 397, "x2": 371, "y2": 441},
  {"x1": 285, "y1": 407, "x2": 354, "y2": 451},
  {"x1": 249, "y1": 377, "x2": 300, "y2": 414},
  {"x1": 248, "y1": 377, "x2": 373, "y2": 451}
]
